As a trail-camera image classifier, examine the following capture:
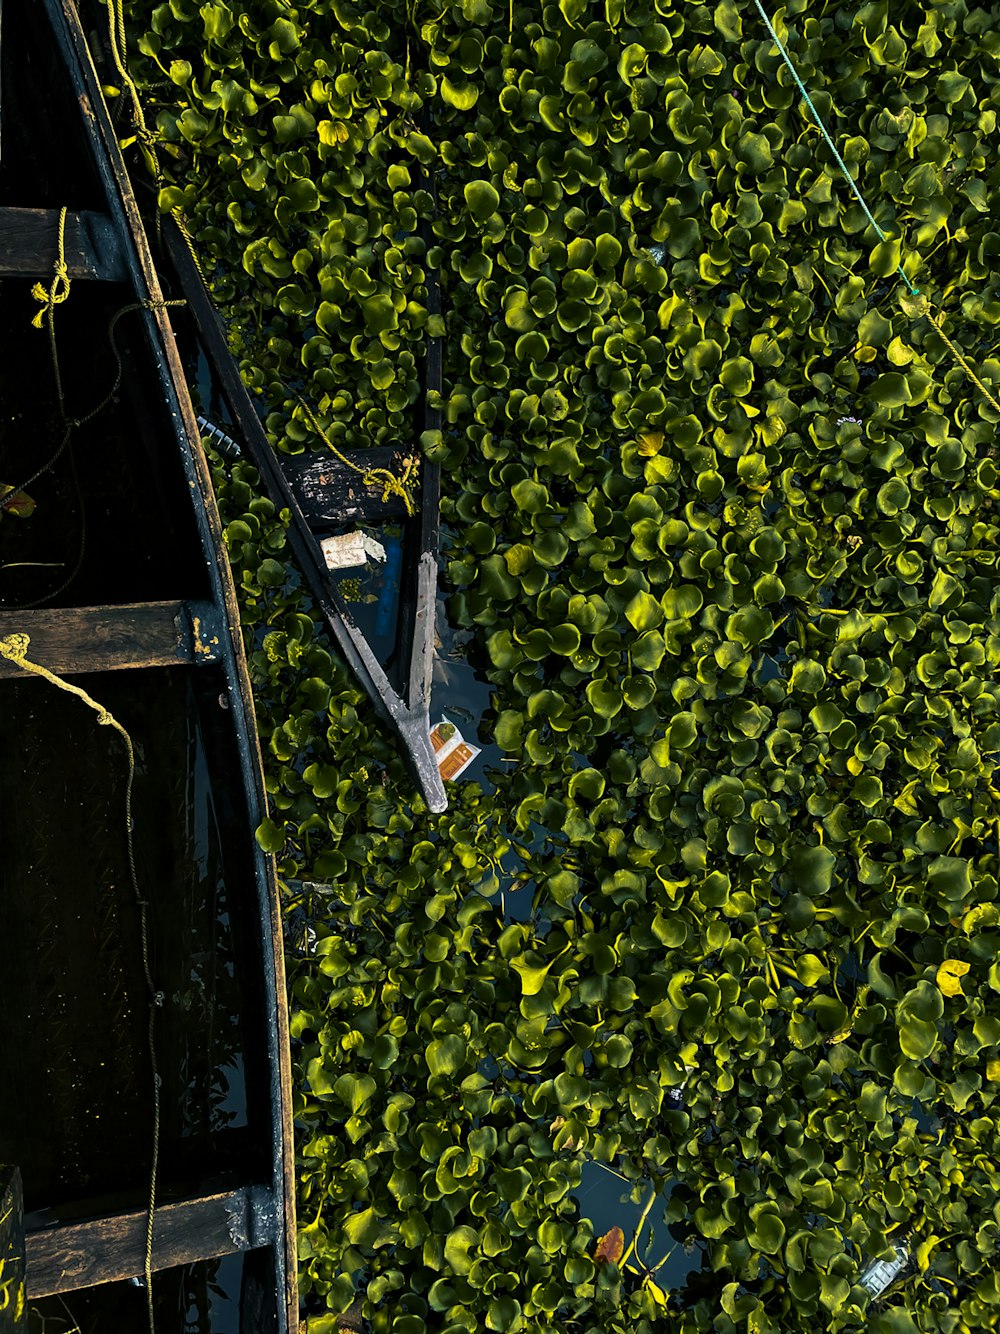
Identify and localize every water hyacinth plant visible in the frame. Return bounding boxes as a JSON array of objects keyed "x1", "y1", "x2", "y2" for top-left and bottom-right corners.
[{"x1": 114, "y1": 0, "x2": 1000, "y2": 1329}]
